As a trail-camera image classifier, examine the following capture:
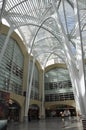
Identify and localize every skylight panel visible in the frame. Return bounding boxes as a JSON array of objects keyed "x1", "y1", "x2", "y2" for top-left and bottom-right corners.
[
  {"x1": 58, "y1": 0, "x2": 75, "y2": 33},
  {"x1": 0, "y1": 1, "x2": 3, "y2": 9},
  {"x1": 2, "y1": 18, "x2": 10, "y2": 27}
]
